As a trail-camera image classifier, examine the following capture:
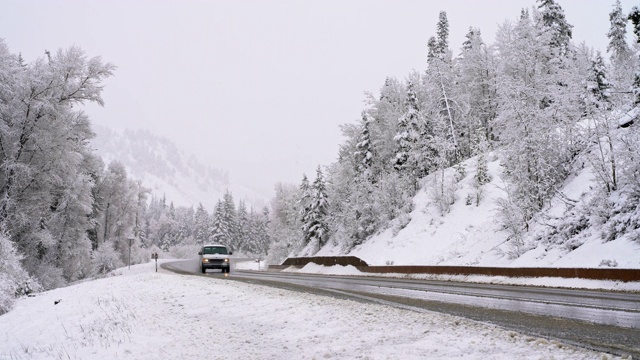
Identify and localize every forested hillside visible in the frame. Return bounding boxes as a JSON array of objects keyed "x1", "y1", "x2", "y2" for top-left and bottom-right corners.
[{"x1": 266, "y1": 0, "x2": 640, "y2": 266}]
